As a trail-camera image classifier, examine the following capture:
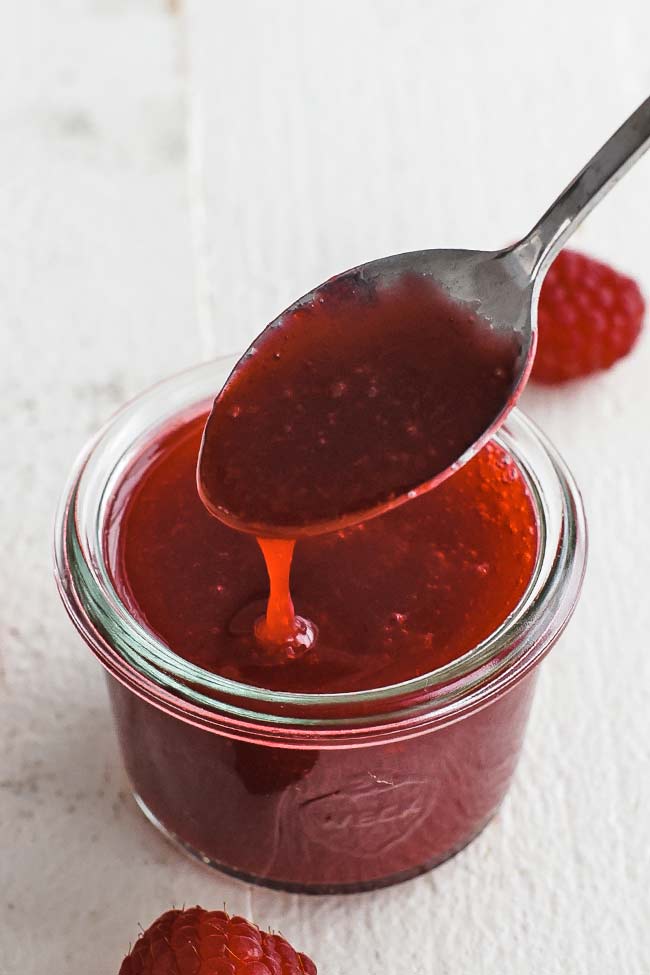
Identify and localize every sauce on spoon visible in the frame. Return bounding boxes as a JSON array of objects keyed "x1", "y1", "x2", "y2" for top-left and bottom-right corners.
[{"x1": 198, "y1": 271, "x2": 521, "y2": 537}]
